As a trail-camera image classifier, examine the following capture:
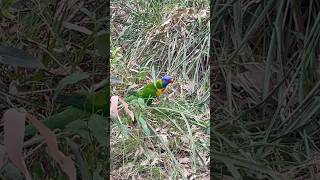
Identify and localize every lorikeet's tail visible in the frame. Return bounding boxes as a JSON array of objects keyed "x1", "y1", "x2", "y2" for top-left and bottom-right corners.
[
  {"x1": 128, "y1": 90, "x2": 138, "y2": 96},
  {"x1": 124, "y1": 91, "x2": 155, "y2": 105},
  {"x1": 56, "y1": 94, "x2": 105, "y2": 115},
  {"x1": 124, "y1": 90, "x2": 140, "y2": 102}
]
